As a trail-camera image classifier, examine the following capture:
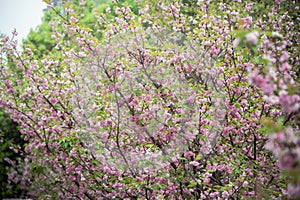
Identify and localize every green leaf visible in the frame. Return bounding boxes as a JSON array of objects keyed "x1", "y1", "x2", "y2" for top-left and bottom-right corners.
[
  {"x1": 187, "y1": 181, "x2": 197, "y2": 188},
  {"x1": 234, "y1": 102, "x2": 242, "y2": 108}
]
